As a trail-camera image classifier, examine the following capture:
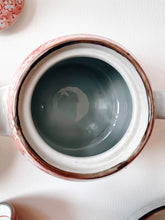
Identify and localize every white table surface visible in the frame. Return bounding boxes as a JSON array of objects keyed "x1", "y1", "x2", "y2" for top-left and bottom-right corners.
[{"x1": 0, "y1": 1, "x2": 165, "y2": 219}]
